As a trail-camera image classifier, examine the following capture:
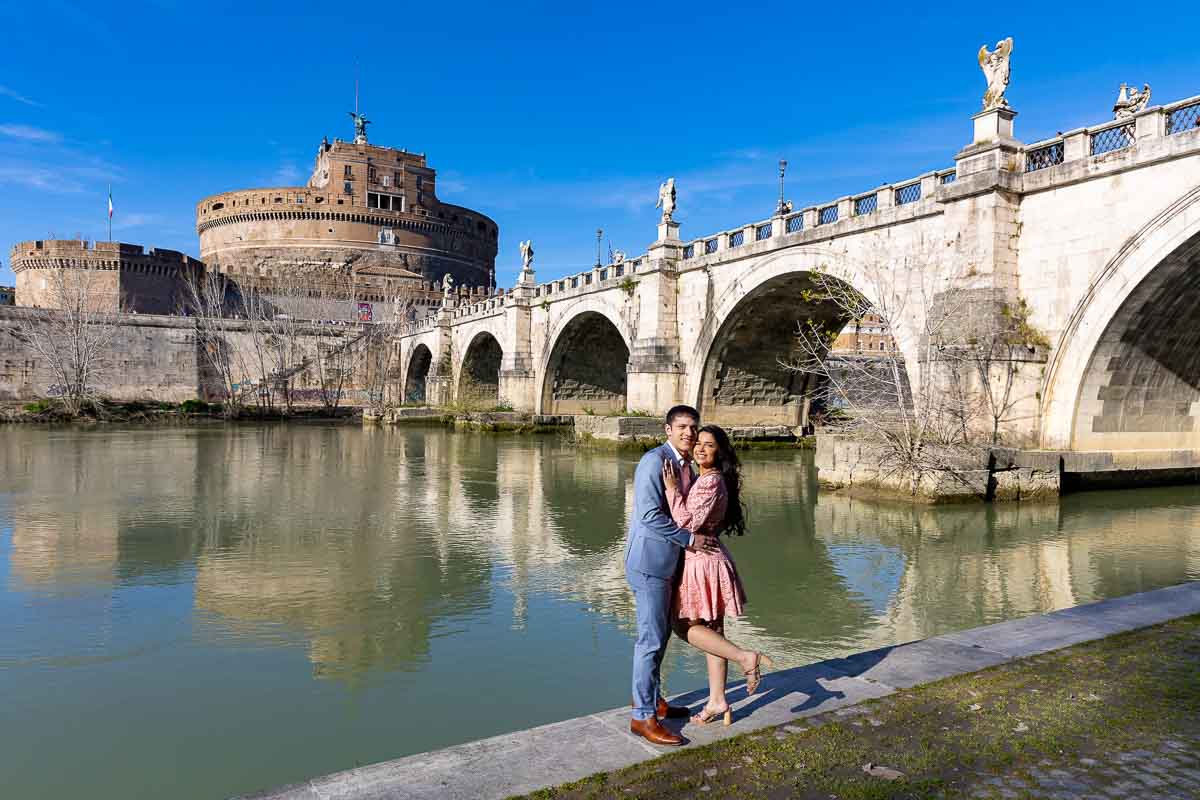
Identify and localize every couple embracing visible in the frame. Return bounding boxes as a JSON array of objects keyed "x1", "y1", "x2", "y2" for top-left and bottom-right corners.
[{"x1": 625, "y1": 405, "x2": 774, "y2": 746}]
